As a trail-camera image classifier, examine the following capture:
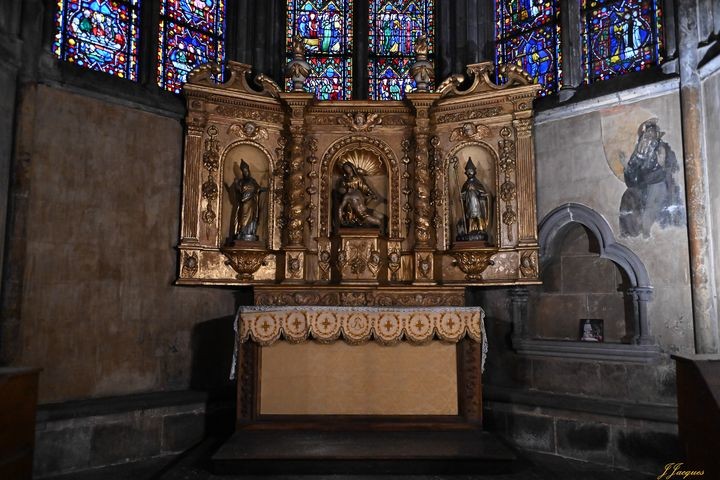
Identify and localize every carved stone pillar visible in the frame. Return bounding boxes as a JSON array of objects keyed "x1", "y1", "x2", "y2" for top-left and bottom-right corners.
[
  {"x1": 512, "y1": 117, "x2": 538, "y2": 246},
  {"x1": 180, "y1": 107, "x2": 207, "y2": 245},
  {"x1": 510, "y1": 286, "x2": 530, "y2": 343},
  {"x1": 628, "y1": 286, "x2": 655, "y2": 346},
  {"x1": 279, "y1": 93, "x2": 313, "y2": 281},
  {"x1": 407, "y1": 93, "x2": 438, "y2": 284}
]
